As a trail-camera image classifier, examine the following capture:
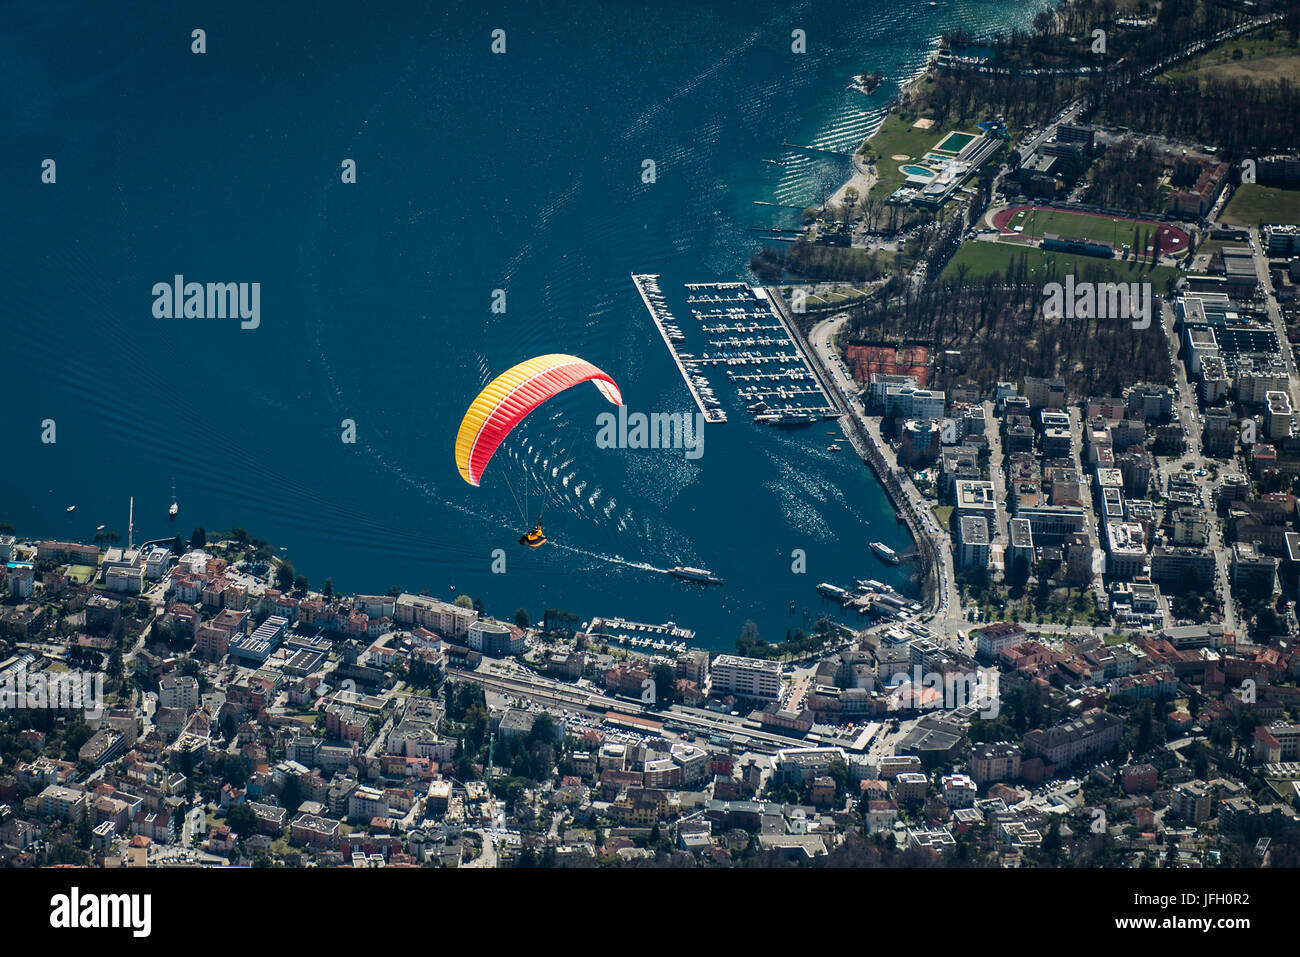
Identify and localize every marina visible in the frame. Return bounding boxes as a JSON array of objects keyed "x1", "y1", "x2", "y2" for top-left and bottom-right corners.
[
  {"x1": 646, "y1": 279, "x2": 838, "y2": 427},
  {"x1": 586, "y1": 616, "x2": 696, "y2": 654}
]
